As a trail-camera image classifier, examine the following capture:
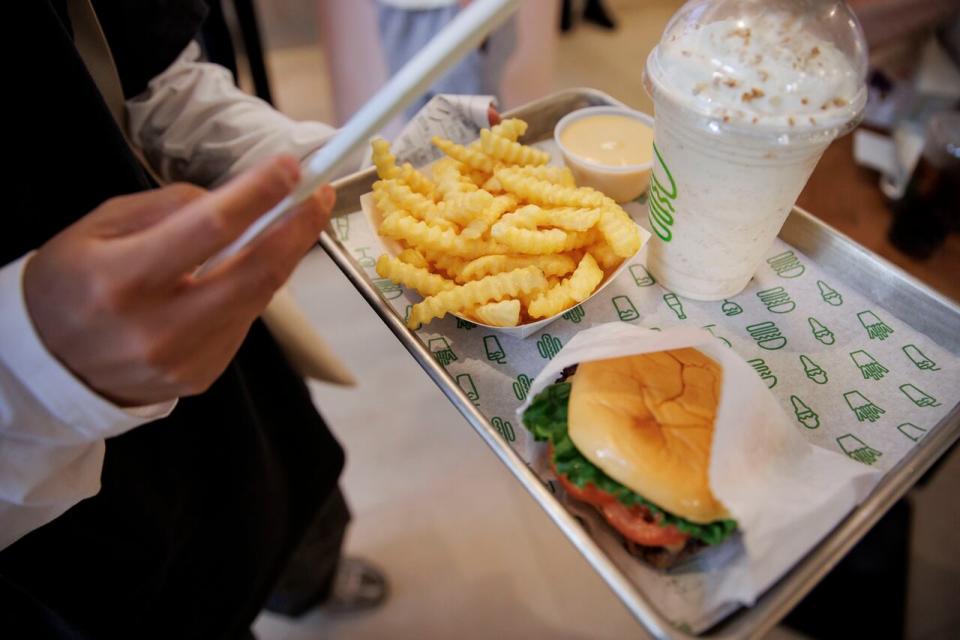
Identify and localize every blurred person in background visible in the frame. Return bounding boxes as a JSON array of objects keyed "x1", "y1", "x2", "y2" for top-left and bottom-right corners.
[
  {"x1": 376, "y1": 0, "x2": 517, "y2": 119},
  {"x1": 0, "y1": 2, "x2": 388, "y2": 638},
  {"x1": 560, "y1": 0, "x2": 617, "y2": 32}
]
